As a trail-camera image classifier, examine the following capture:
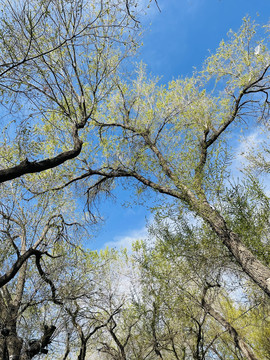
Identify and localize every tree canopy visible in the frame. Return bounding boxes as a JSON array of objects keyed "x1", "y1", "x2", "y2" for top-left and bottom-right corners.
[{"x1": 0, "y1": 1, "x2": 270, "y2": 359}]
